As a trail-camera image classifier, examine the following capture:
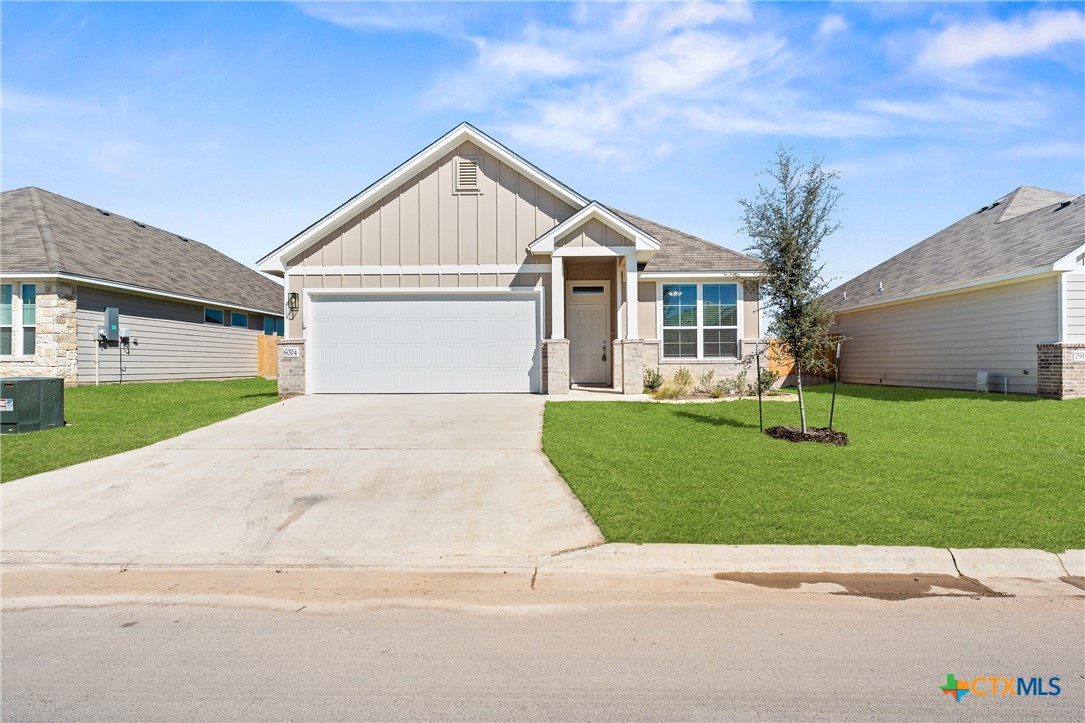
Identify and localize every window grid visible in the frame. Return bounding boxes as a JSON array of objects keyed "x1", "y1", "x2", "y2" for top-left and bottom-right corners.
[
  {"x1": 1, "y1": 283, "x2": 37, "y2": 357},
  {"x1": 661, "y1": 283, "x2": 740, "y2": 360}
]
